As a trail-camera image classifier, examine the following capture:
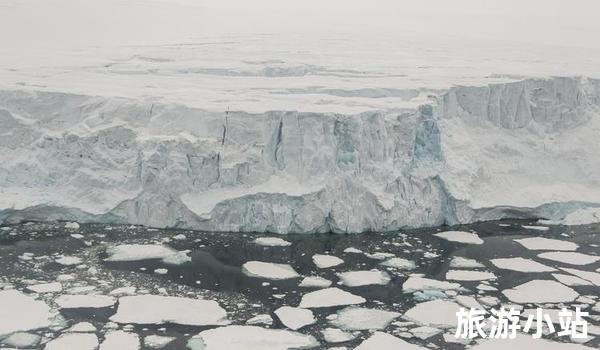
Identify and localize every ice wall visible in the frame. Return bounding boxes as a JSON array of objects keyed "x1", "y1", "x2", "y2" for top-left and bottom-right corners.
[{"x1": 1, "y1": 77, "x2": 599, "y2": 233}]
